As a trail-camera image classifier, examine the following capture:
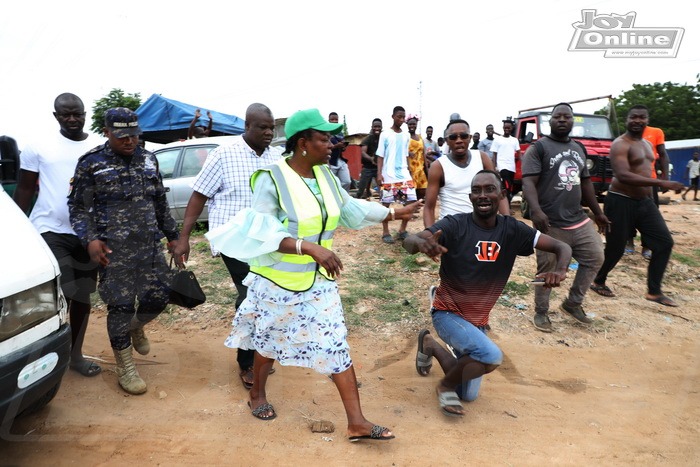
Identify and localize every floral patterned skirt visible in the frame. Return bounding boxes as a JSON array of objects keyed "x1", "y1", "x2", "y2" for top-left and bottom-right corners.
[{"x1": 224, "y1": 274, "x2": 352, "y2": 375}]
